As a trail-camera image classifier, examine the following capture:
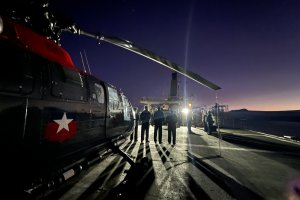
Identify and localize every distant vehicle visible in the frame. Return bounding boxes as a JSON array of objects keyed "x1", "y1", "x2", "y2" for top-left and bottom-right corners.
[{"x1": 0, "y1": 1, "x2": 220, "y2": 198}]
